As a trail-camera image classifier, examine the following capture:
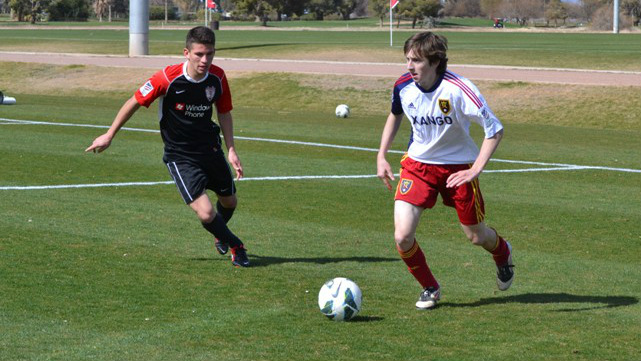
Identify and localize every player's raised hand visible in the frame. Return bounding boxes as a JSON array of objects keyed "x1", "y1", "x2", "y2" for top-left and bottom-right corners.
[
  {"x1": 85, "y1": 133, "x2": 113, "y2": 153},
  {"x1": 377, "y1": 157, "x2": 395, "y2": 191}
]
